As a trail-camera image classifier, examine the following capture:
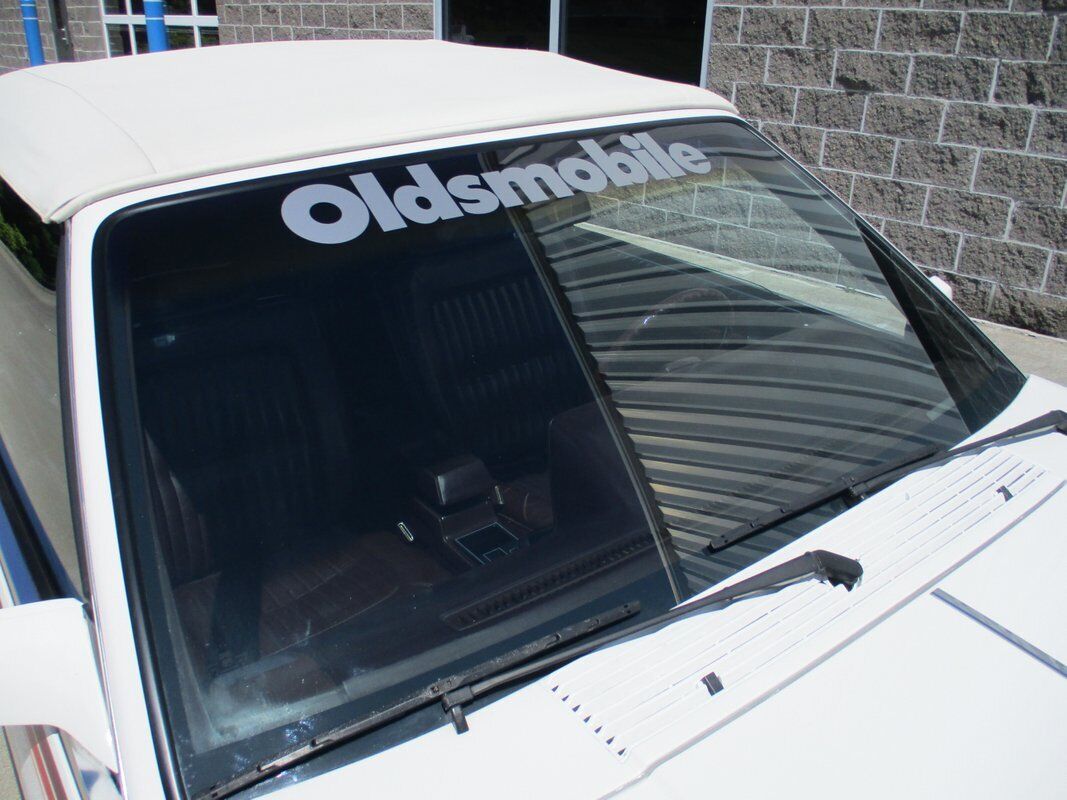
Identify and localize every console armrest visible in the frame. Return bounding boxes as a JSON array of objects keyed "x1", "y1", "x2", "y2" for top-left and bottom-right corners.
[{"x1": 415, "y1": 454, "x2": 491, "y2": 508}]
